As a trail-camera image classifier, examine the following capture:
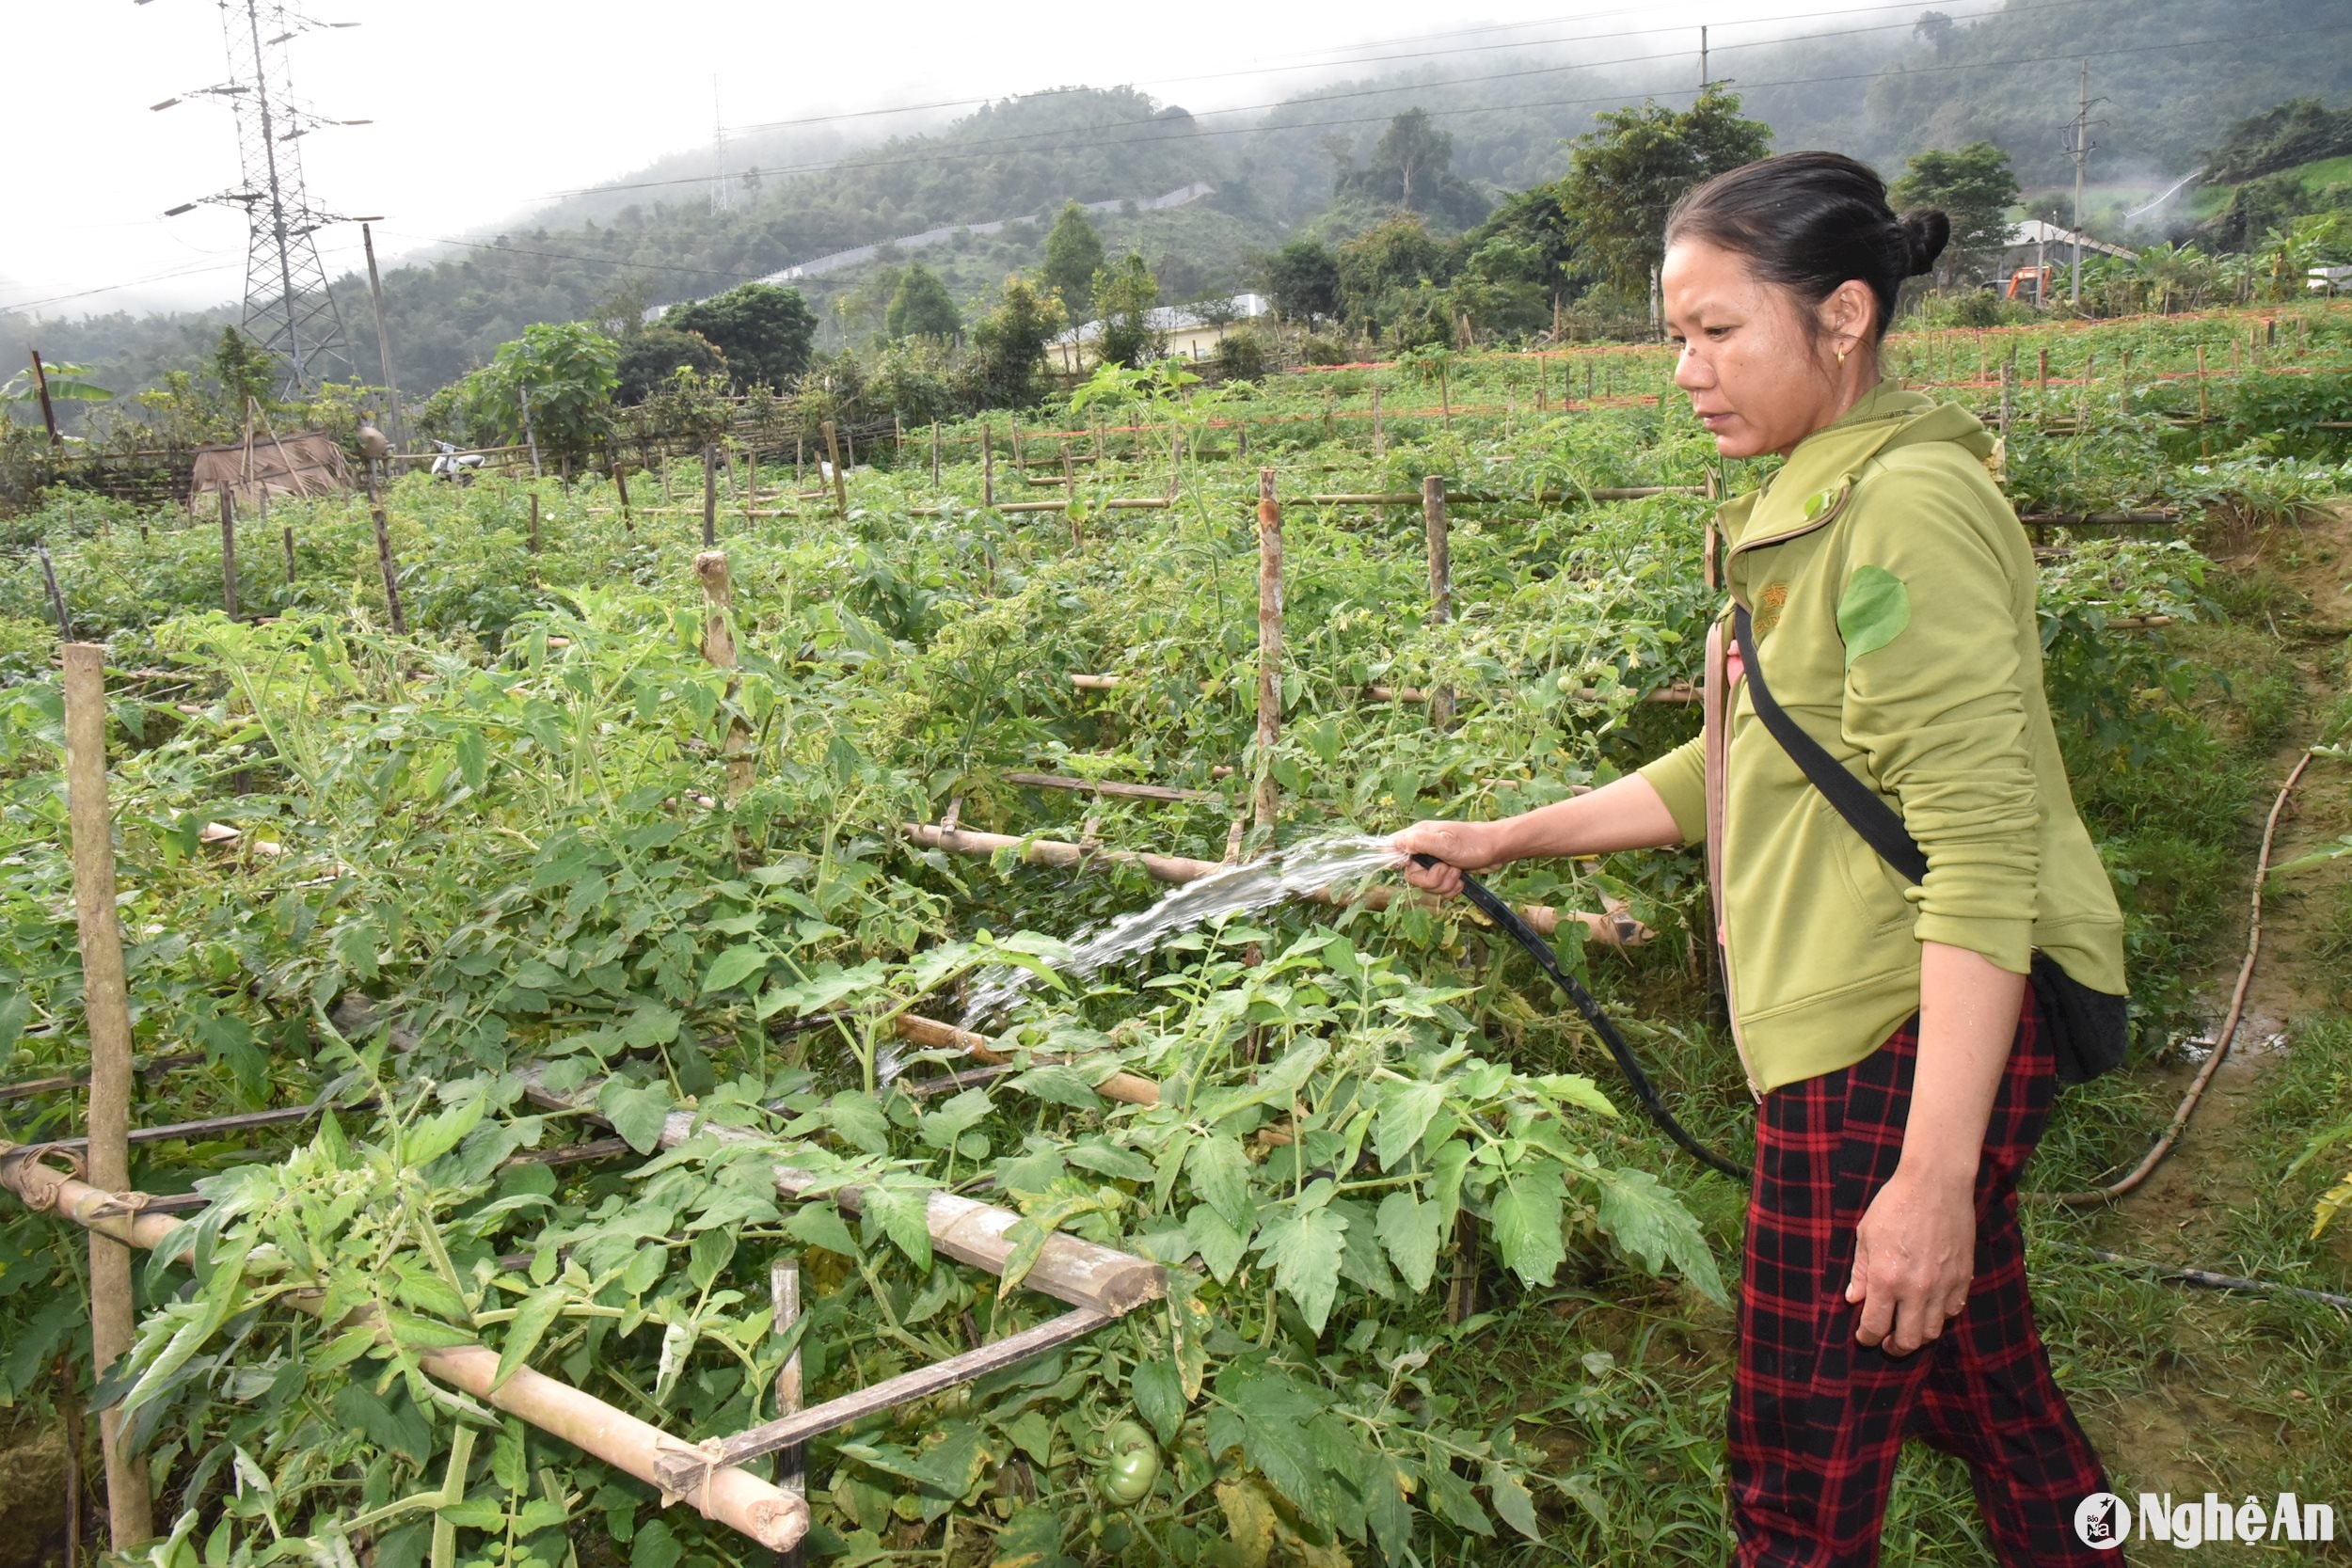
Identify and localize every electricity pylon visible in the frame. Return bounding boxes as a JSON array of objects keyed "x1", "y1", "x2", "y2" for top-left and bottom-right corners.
[{"x1": 151, "y1": 1, "x2": 368, "y2": 394}]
